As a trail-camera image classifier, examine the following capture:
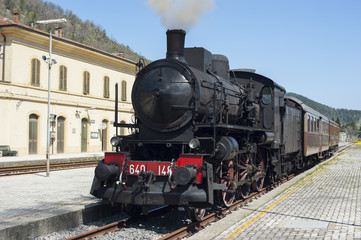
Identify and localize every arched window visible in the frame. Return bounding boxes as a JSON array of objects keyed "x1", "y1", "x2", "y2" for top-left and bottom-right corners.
[
  {"x1": 59, "y1": 65, "x2": 67, "y2": 91},
  {"x1": 83, "y1": 71, "x2": 90, "y2": 95},
  {"x1": 121, "y1": 80, "x2": 127, "y2": 101},
  {"x1": 29, "y1": 114, "x2": 38, "y2": 154},
  {"x1": 31, "y1": 58, "x2": 40, "y2": 86},
  {"x1": 57, "y1": 116, "x2": 65, "y2": 153},
  {"x1": 103, "y1": 76, "x2": 110, "y2": 98},
  {"x1": 81, "y1": 118, "x2": 88, "y2": 152}
]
